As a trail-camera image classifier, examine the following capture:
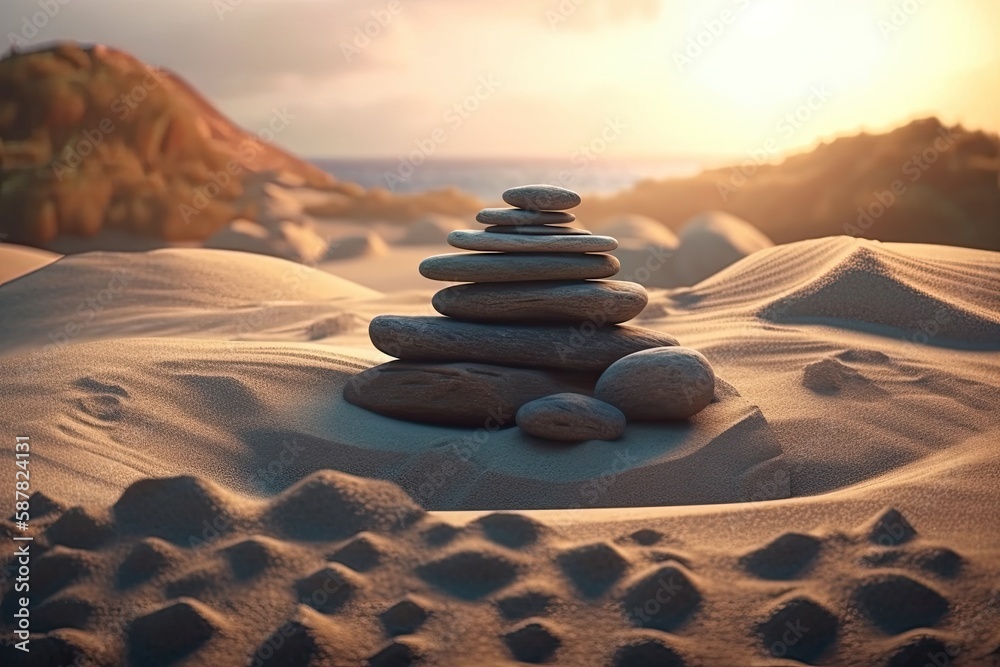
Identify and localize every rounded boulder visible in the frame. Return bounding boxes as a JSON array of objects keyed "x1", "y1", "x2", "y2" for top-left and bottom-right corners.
[{"x1": 595, "y1": 347, "x2": 715, "y2": 420}]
